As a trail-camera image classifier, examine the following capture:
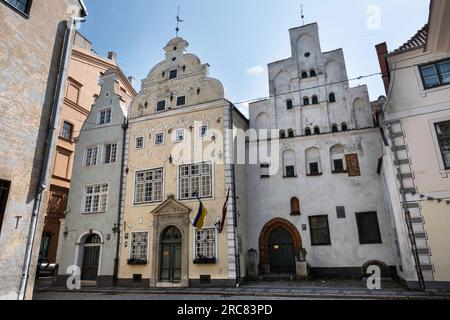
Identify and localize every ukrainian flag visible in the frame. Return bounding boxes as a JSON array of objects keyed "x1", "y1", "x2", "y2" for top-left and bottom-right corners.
[{"x1": 193, "y1": 197, "x2": 208, "y2": 229}]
